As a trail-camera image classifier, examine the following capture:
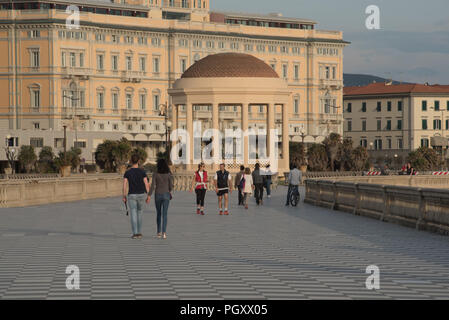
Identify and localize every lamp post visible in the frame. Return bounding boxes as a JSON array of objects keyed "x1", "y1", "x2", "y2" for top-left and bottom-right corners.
[
  {"x1": 158, "y1": 102, "x2": 172, "y2": 161},
  {"x1": 4, "y1": 135, "x2": 17, "y2": 174},
  {"x1": 62, "y1": 81, "x2": 81, "y2": 148},
  {"x1": 430, "y1": 106, "x2": 446, "y2": 169}
]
